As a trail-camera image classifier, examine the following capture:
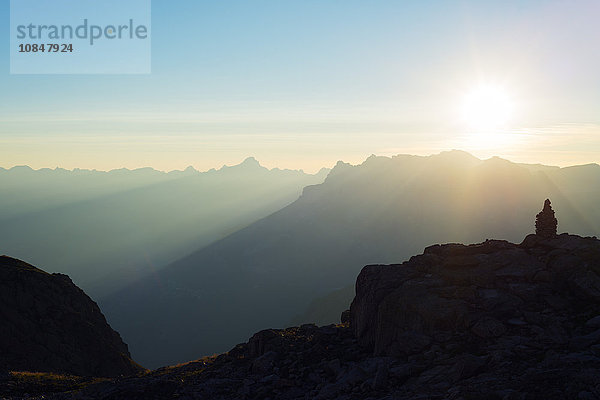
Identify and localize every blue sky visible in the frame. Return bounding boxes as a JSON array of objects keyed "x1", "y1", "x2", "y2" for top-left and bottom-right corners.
[{"x1": 1, "y1": 0, "x2": 599, "y2": 171}]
